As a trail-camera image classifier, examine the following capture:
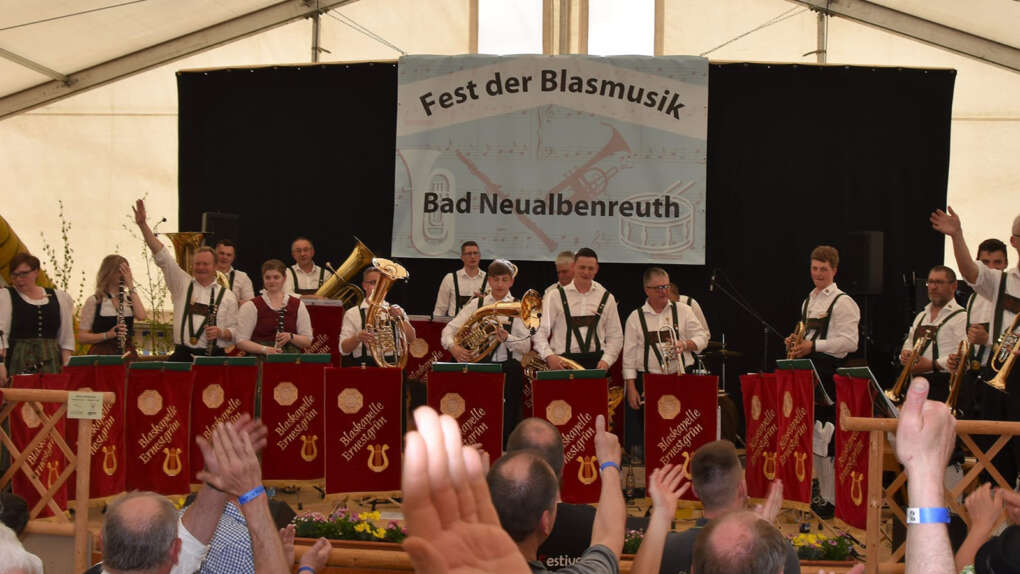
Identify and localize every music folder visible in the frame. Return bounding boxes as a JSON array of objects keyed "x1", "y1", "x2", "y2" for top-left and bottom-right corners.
[
  {"x1": 836, "y1": 366, "x2": 898, "y2": 418},
  {"x1": 775, "y1": 358, "x2": 833, "y2": 407}
]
